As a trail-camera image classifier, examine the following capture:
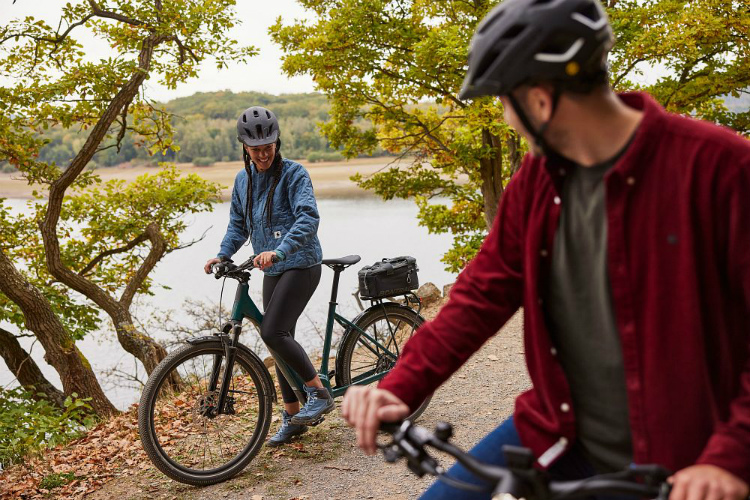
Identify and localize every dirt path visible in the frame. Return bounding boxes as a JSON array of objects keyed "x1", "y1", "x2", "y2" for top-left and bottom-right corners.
[{"x1": 86, "y1": 309, "x2": 528, "y2": 500}]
